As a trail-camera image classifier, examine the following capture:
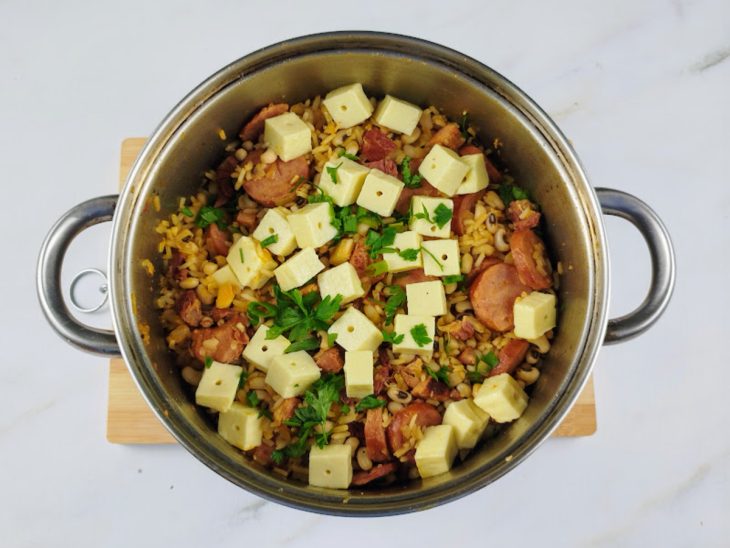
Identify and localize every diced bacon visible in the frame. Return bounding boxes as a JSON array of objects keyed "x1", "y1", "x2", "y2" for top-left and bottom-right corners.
[
  {"x1": 315, "y1": 347, "x2": 344, "y2": 373},
  {"x1": 360, "y1": 129, "x2": 397, "y2": 162},
  {"x1": 205, "y1": 223, "x2": 231, "y2": 257},
  {"x1": 177, "y1": 290, "x2": 202, "y2": 327}
]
